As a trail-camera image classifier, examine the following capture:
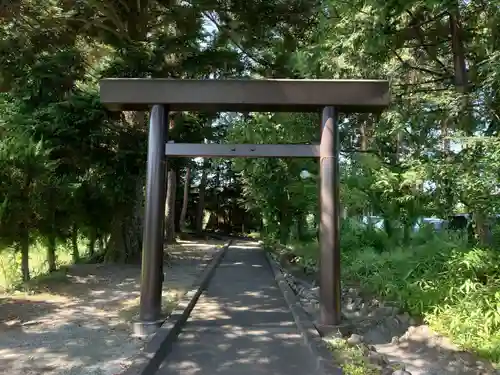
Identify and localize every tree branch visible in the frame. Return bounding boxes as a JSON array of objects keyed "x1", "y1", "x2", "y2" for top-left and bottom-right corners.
[
  {"x1": 203, "y1": 11, "x2": 271, "y2": 70},
  {"x1": 390, "y1": 47, "x2": 449, "y2": 77},
  {"x1": 393, "y1": 77, "x2": 448, "y2": 87},
  {"x1": 406, "y1": 9, "x2": 451, "y2": 76}
]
